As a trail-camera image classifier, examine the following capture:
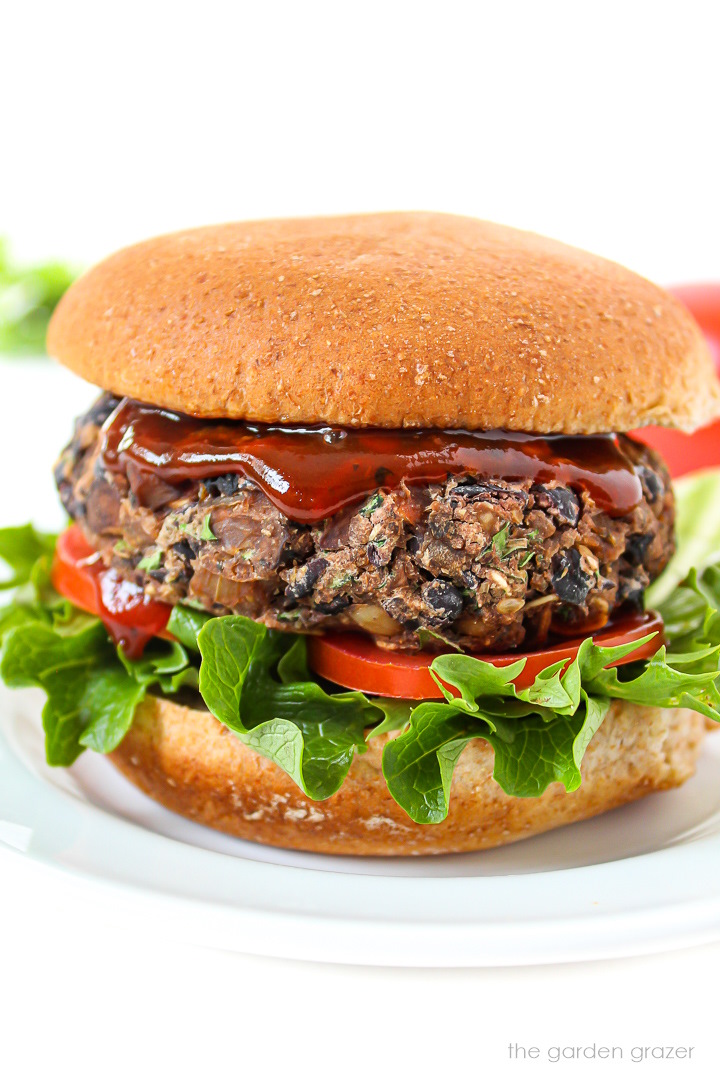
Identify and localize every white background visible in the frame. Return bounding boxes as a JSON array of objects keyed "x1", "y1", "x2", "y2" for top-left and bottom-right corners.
[{"x1": 3, "y1": 2, "x2": 720, "y2": 1077}]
